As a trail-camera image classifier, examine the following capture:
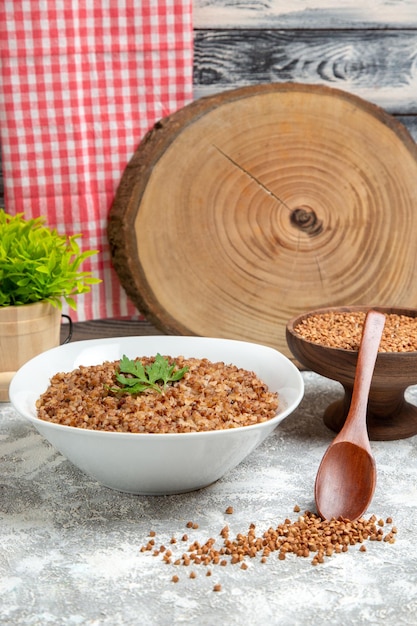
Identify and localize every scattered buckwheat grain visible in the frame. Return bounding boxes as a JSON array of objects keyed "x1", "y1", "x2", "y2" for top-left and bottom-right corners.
[{"x1": 140, "y1": 508, "x2": 396, "y2": 588}]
